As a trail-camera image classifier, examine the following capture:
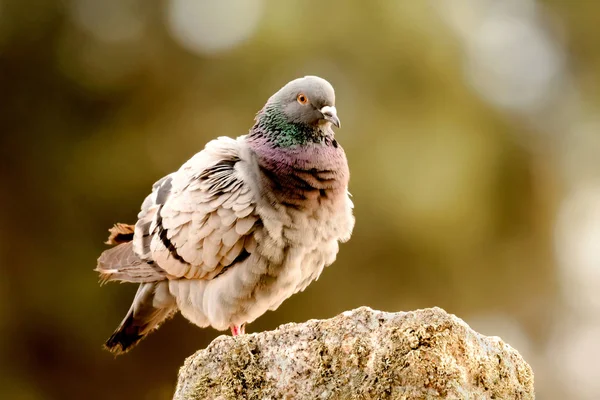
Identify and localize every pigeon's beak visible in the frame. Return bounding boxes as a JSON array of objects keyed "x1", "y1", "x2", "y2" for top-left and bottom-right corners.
[{"x1": 320, "y1": 106, "x2": 341, "y2": 128}]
